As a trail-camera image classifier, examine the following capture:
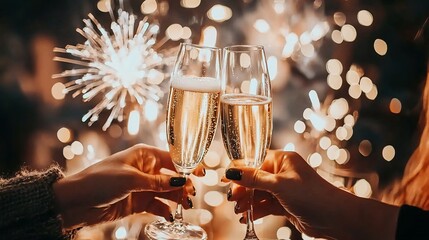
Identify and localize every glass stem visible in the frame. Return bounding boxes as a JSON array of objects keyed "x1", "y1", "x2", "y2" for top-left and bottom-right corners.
[
  {"x1": 244, "y1": 188, "x2": 258, "y2": 239},
  {"x1": 172, "y1": 173, "x2": 187, "y2": 231},
  {"x1": 174, "y1": 204, "x2": 184, "y2": 225},
  {"x1": 246, "y1": 208, "x2": 255, "y2": 233}
]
